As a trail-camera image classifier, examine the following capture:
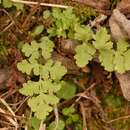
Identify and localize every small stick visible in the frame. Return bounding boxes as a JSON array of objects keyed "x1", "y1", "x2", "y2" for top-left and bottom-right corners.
[
  {"x1": 54, "y1": 105, "x2": 59, "y2": 130},
  {"x1": 79, "y1": 102, "x2": 88, "y2": 130},
  {"x1": 11, "y1": 0, "x2": 69, "y2": 9},
  {"x1": 0, "y1": 98, "x2": 18, "y2": 130},
  {"x1": 0, "y1": 108, "x2": 17, "y2": 127},
  {"x1": 105, "y1": 115, "x2": 130, "y2": 124}
]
